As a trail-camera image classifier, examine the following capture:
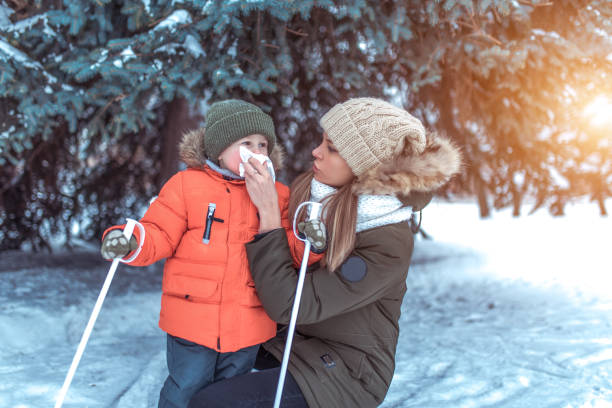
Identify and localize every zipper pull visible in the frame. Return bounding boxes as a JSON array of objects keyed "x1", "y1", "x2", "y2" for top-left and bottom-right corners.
[{"x1": 202, "y1": 203, "x2": 216, "y2": 244}]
